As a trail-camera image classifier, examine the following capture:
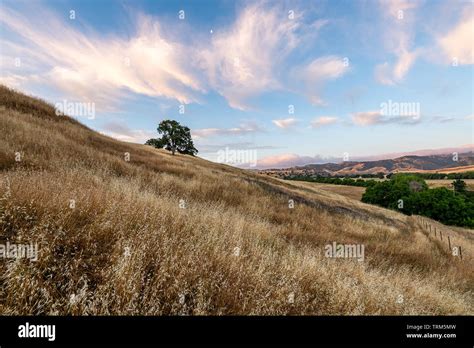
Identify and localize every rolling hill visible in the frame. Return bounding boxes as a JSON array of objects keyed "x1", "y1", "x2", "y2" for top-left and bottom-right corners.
[
  {"x1": 260, "y1": 153, "x2": 474, "y2": 177},
  {"x1": 0, "y1": 85, "x2": 473, "y2": 315}
]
